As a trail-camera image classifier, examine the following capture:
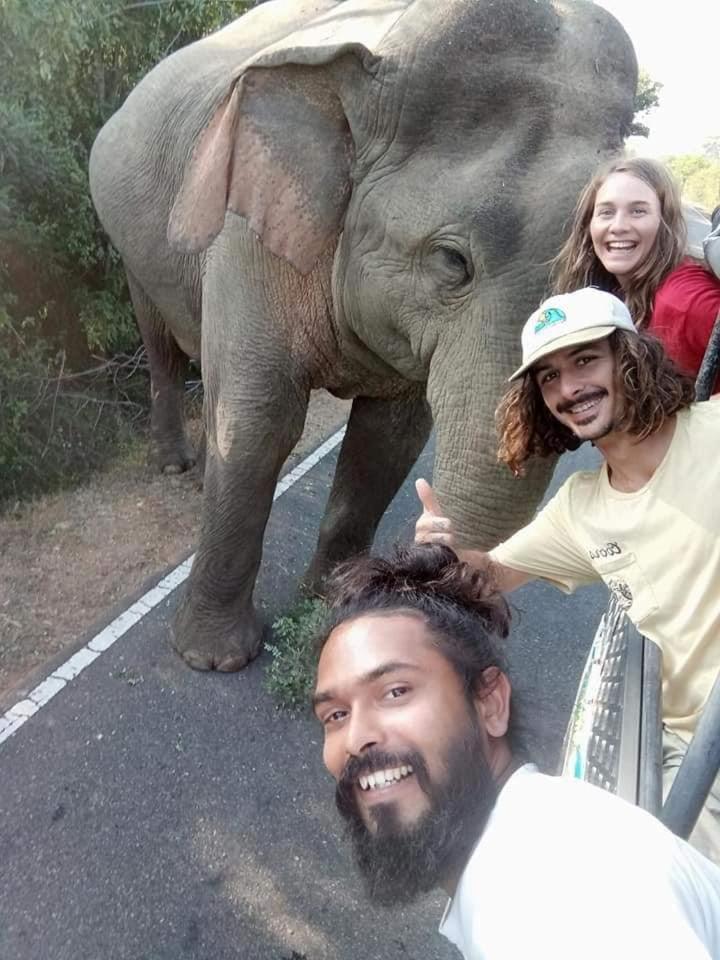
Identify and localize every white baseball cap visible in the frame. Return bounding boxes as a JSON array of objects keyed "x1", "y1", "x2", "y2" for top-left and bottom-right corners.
[{"x1": 509, "y1": 288, "x2": 636, "y2": 381}]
